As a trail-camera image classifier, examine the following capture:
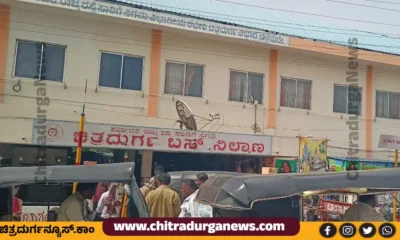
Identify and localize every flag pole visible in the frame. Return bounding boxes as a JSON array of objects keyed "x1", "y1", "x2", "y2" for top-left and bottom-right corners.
[{"x1": 73, "y1": 80, "x2": 88, "y2": 193}]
